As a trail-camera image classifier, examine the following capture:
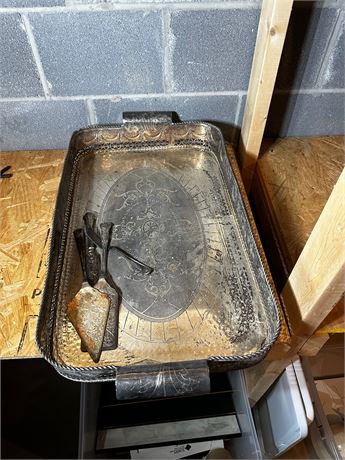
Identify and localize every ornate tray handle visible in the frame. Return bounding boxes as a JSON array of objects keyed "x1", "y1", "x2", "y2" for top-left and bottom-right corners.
[
  {"x1": 123, "y1": 112, "x2": 174, "y2": 125},
  {"x1": 116, "y1": 360, "x2": 210, "y2": 400}
]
